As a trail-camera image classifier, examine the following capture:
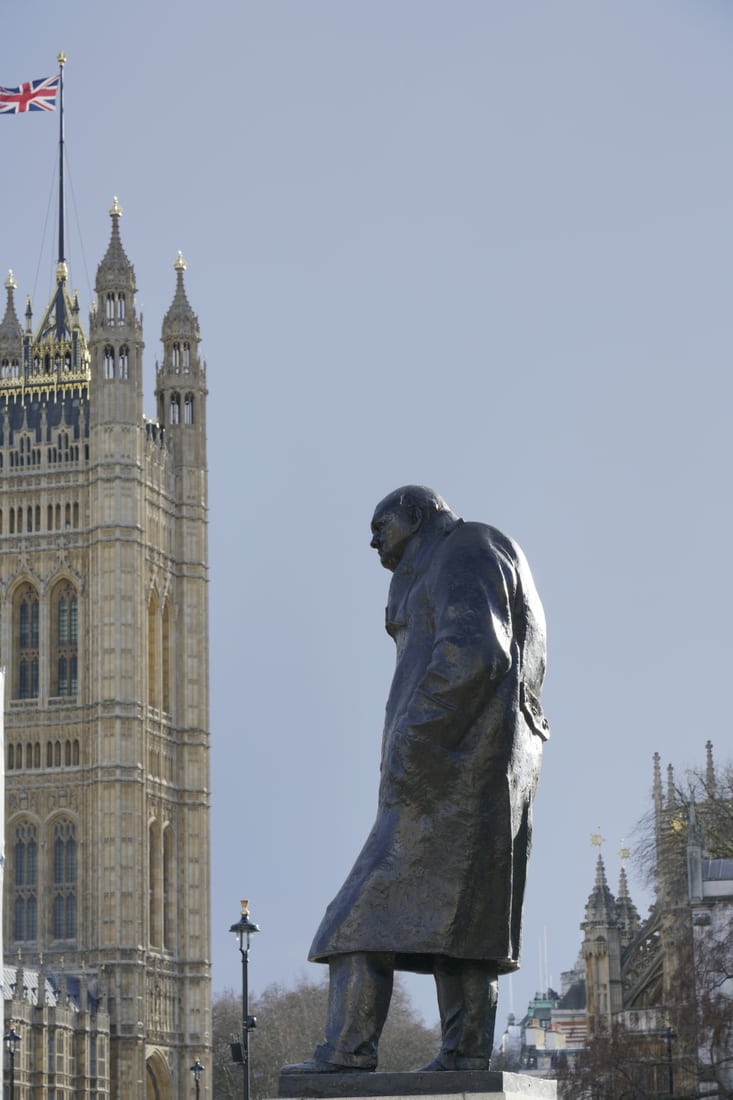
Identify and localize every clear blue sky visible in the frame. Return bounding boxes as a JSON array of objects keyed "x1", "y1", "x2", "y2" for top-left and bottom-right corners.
[{"x1": 2, "y1": 0, "x2": 732, "y2": 1037}]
